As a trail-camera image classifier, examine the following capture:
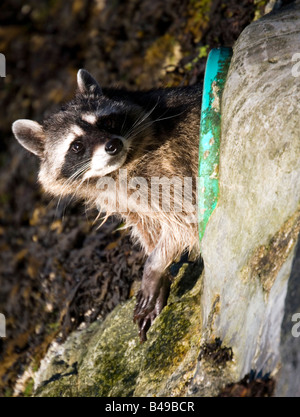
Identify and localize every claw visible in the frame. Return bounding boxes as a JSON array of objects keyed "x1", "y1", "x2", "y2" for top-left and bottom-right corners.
[
  {"x1": 133, "y1": 290, "x2": 156, "y2": 322},
  {"x1": 139, "y1": 317, "x2": 151, "y2": 342},
  {"x1": 140, "y1": 295, "x2": 149, "y2": 311},
  {"x1": 133, "y1": 275, "x2": 171, "y2": 342}
]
